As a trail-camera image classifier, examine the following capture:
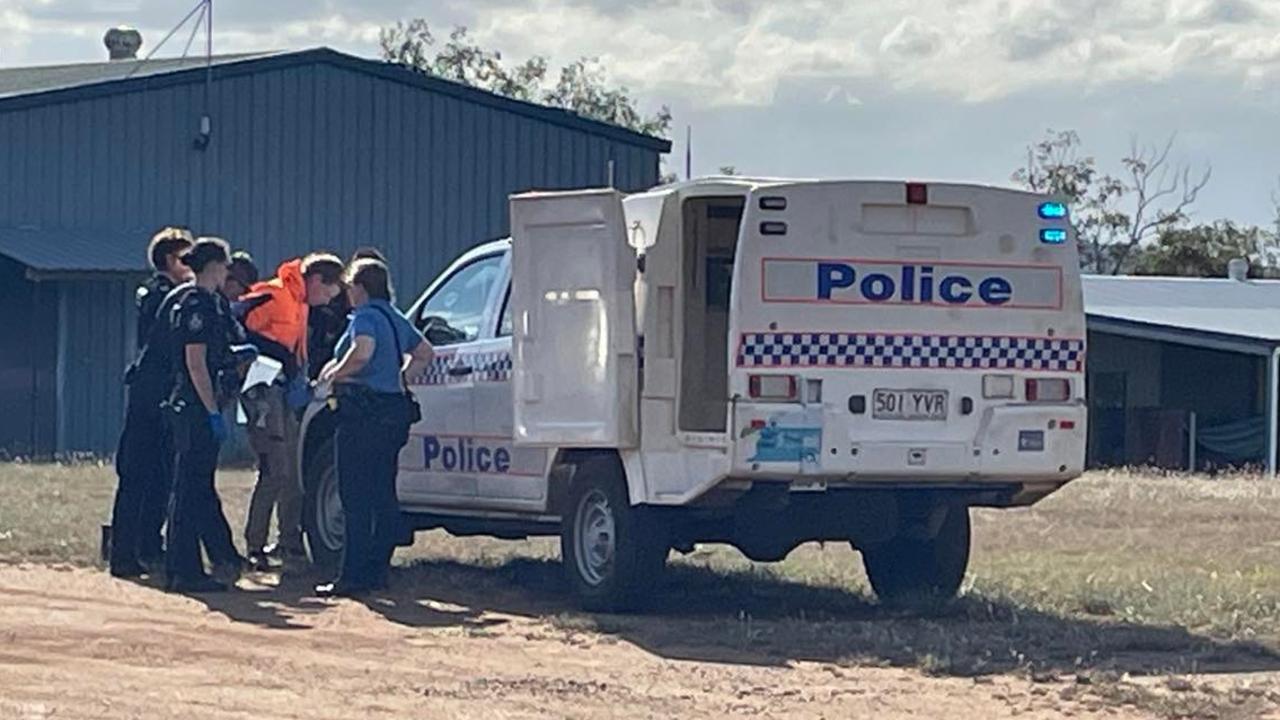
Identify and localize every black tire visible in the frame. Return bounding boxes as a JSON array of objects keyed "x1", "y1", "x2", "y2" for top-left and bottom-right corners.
[
  {"x1": 302, "y1": 437, "x2": 342, "y2": 577},
  {"x1": 861, "y1": 504, "x2": 970, "y2": 607},
  {"x1": 560, "y1": 456, "x2": 668, "y2": 612}
]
